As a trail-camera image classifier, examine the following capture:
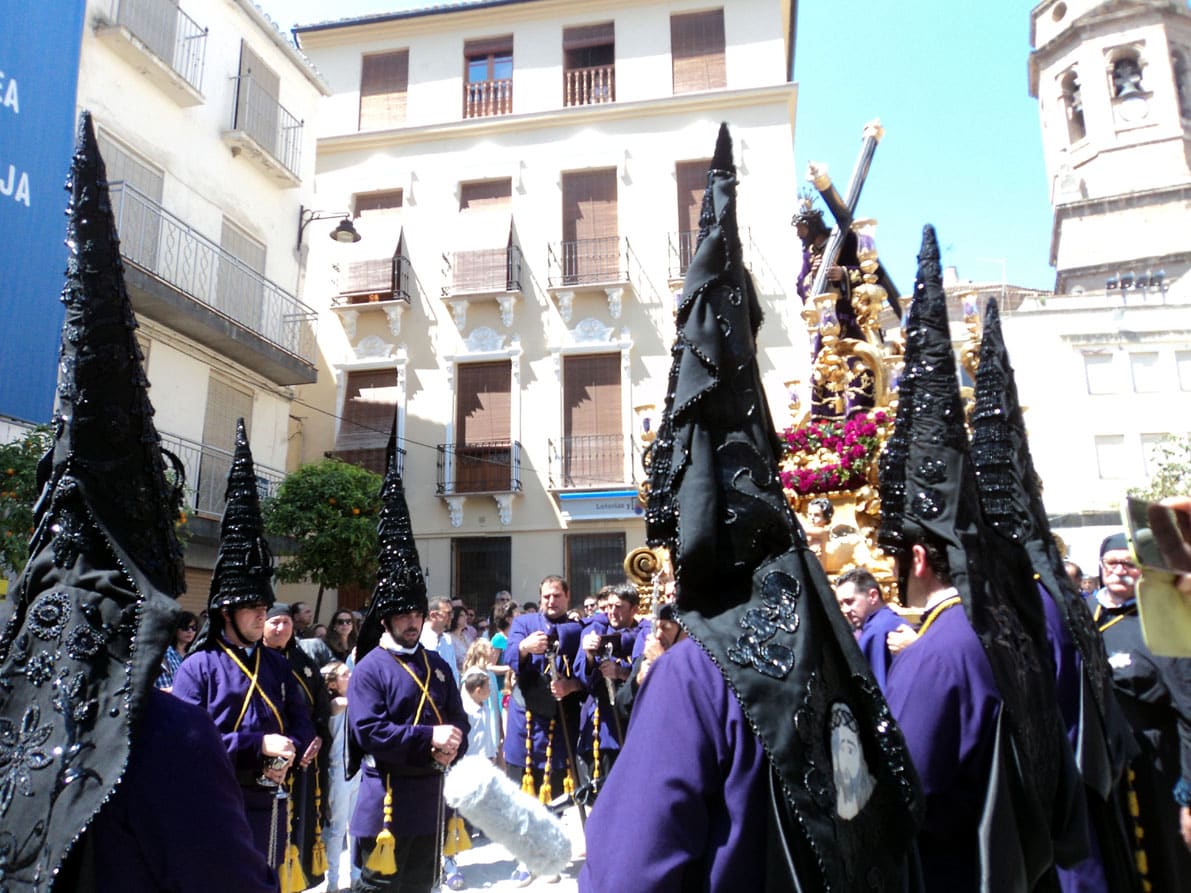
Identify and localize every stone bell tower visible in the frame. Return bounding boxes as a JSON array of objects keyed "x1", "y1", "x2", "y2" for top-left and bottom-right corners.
[{"x1": 1029, "y1": 0, "x2": 1191, "y2": 295}]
